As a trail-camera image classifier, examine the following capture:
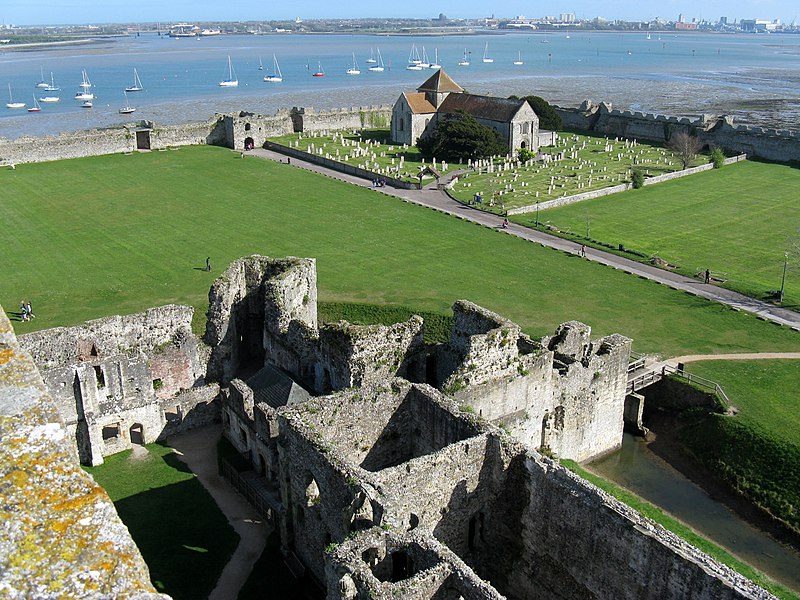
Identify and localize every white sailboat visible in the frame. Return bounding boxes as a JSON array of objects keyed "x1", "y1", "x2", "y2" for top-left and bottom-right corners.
[
  {"x1": 6, "y1": 84, "x2": 26, "y2": 109},
  {"x1": 81, "y1": 99, "x2": 93, "y2": 108},
  {"x1": 366, "y1": 48, "x2": 377, "y2": 64},
  {"x1": 482, "y1": 42, "x2": 493, "y2": 63},
  {"x1": 39, "y1": 95, "x2": 60, "y2": 103},
  {"x1": 263, "y1": 54, "x2": 283, "y2": 82},
  {"x1": 368, "y1": 48, "x2": 385, "y2": 72},
  {"x1": 125, "y1": 68, "x2": 144, "y2": 92},
  {"x1": 407, "y1": 43, "x2": 423, "y2": 69},
  {"x1": 35, "y1": 66, "x2": 48, "y2": 88},
  {"x1": 44, "y1": 72, "x2": 60, "y2": 92},
  {"x1": 219, "y1": 56, "x2": 238, "y2": 87},
  {"x1": 346, "y1": 53, "x2": 361, "y2": 75},
  {"x1": 74, "y1": 87, "x2": 93, "y2": 100},
  {"x1": 418, "y1": 47, "x2": 431, "y2": 69},
  {"x1": 258, "y1": 56, "x2": 264, "y2": 70},
  {"x1": 79, "y1": 69, "x2": 92, "y2": 89},
  {"x1": 119, "y1": 90, "x2": 136, "y2": 114},
  {"x1": 513, "y1": 51, "x2": 524, "y2": 65},
  {"x1": 28, "y1": 95, "x2": 41, "y2": 112},
  {"x1": 458, "y1": 48, "x2": 470, "y2": 66},
  {"x1": 430, "y1": 49, "x2": 441, "y2": 69}
]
